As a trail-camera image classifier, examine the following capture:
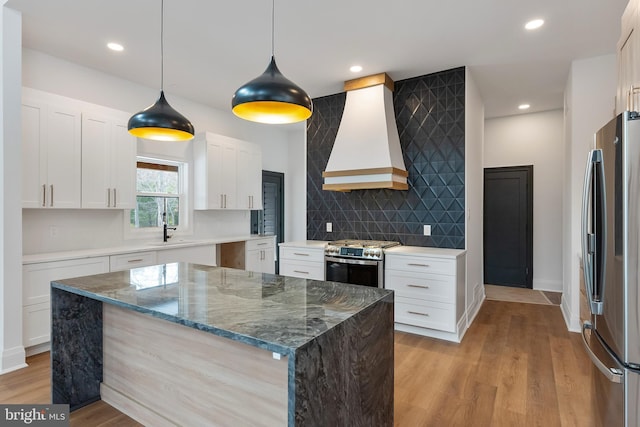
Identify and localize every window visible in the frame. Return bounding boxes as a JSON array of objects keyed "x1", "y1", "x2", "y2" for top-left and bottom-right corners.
[{"x1": 130, "y1": 160, "x2": 183, "y2": 229}]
